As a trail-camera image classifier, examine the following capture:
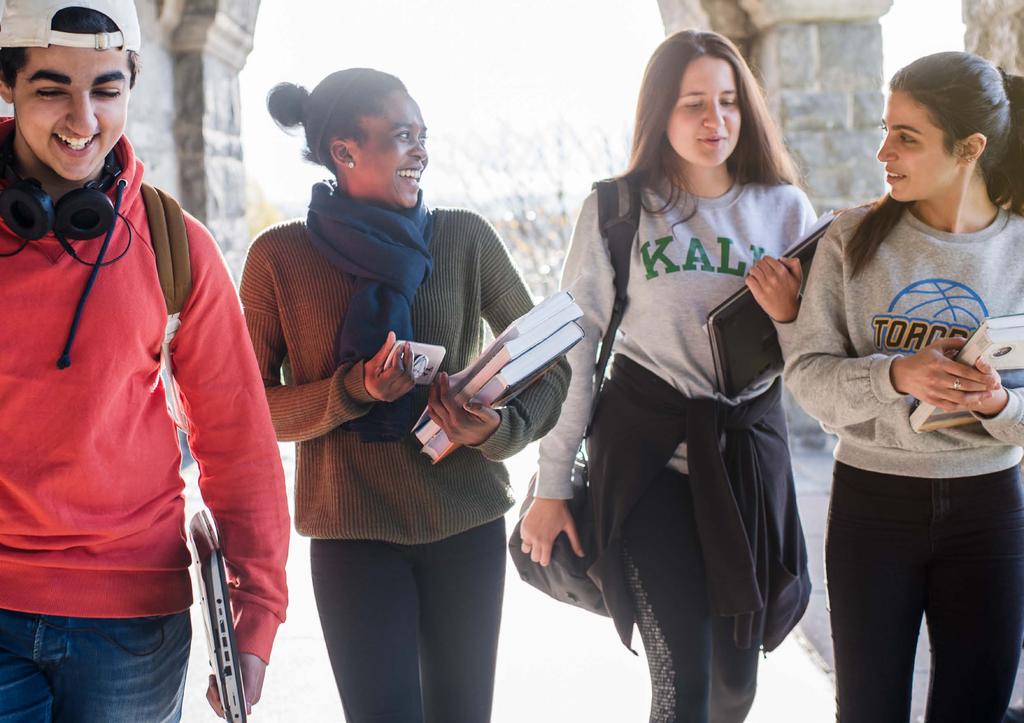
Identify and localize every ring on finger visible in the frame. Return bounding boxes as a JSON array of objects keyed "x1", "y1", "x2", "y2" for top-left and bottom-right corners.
[{"x1": 952, "y1": 376, "x2": 962, "y2": 391}]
